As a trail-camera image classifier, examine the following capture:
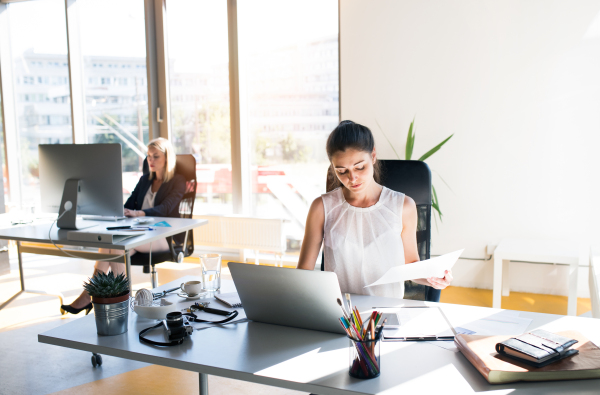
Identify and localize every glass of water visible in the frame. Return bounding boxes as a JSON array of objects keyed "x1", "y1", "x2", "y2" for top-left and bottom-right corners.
[{"x1": 200, "y1": 253, "x2": 221, "y2": 292}]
